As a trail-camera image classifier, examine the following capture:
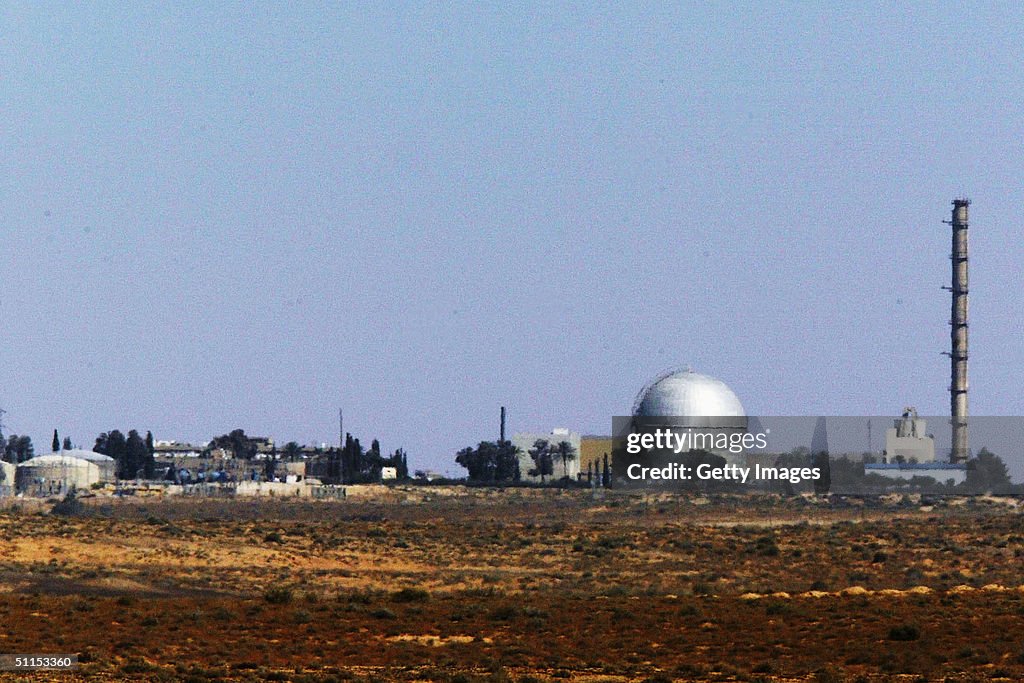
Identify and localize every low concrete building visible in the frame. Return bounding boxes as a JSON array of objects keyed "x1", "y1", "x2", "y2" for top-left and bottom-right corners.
[{"x1": 865, "y1": 462, "x2": 967, "y2": 485}]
